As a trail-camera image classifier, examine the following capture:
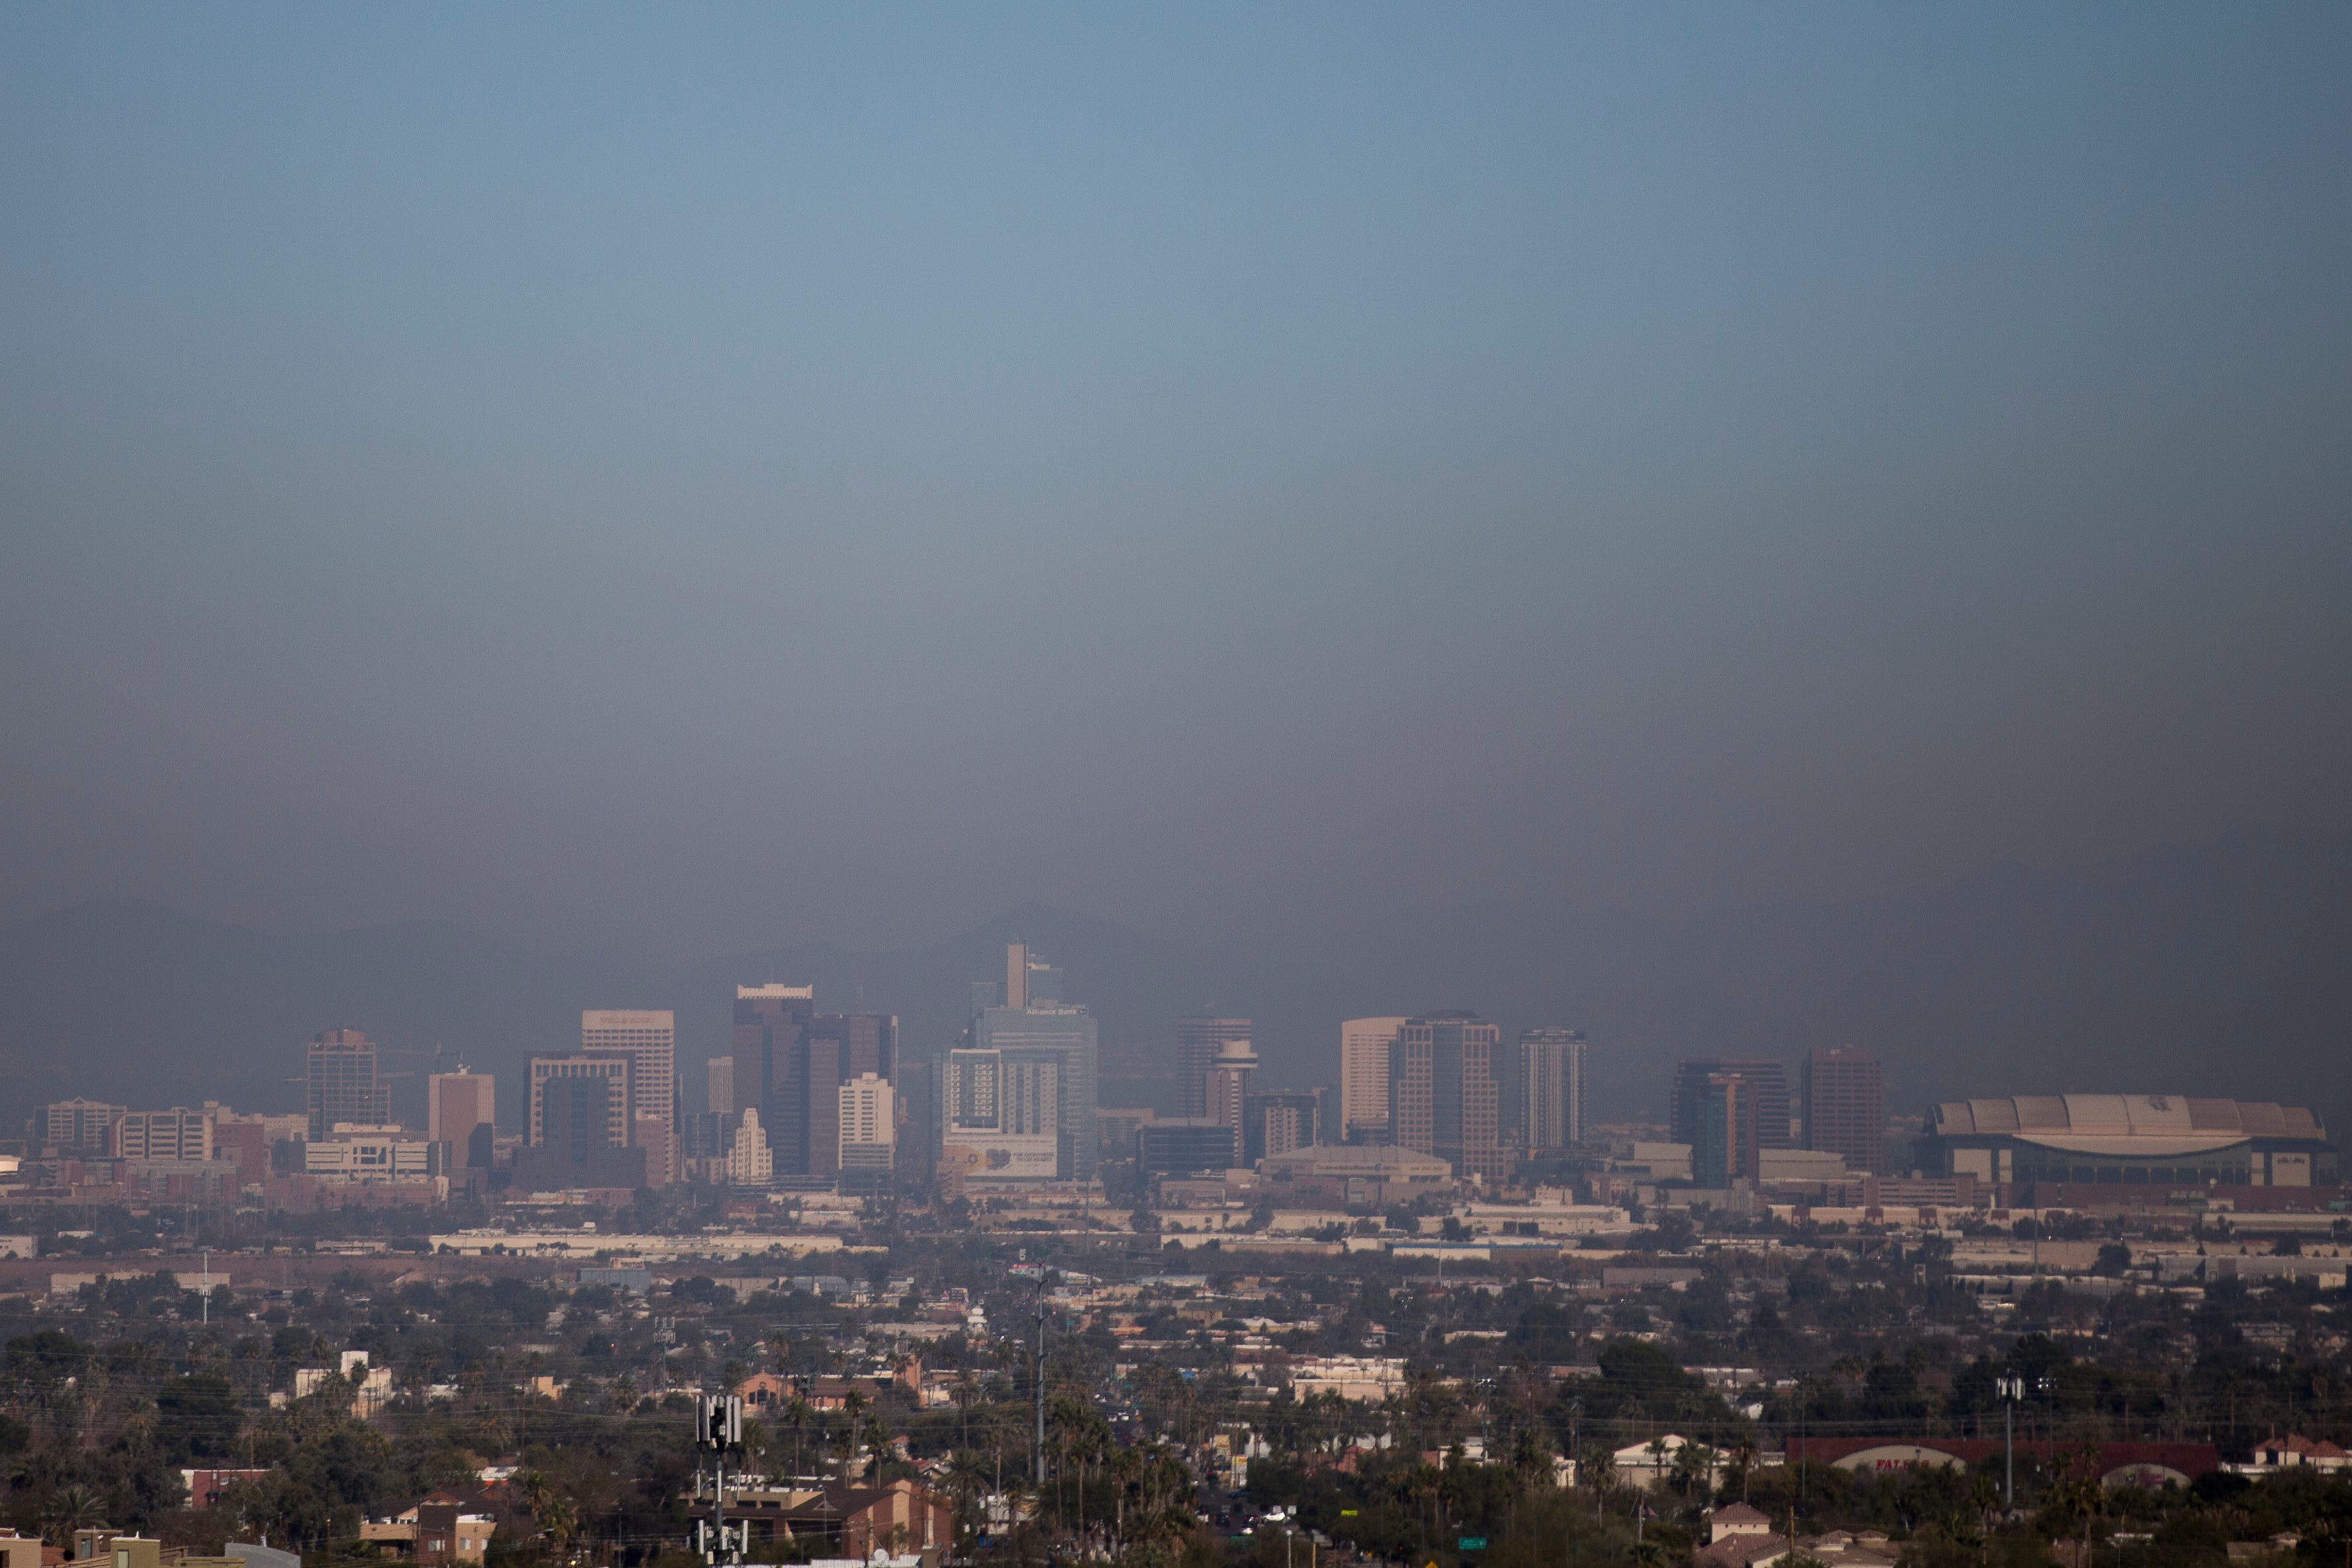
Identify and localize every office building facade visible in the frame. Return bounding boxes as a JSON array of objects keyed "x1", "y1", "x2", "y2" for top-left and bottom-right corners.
[
  {"x1": 1177, "y1": 1017, "x2": 1252, "y2": 1119},
  {"x1": 582, "y1": 1009, "x2": 677, "y2": 1181},
  {"x1": 1519, "y1": 1027, "x2": 1589, "y2": 1152},
  {"x1": 795, "y1": 1013, "x2": 899, "y2": 1179},
  {"x1": 1803, "y1": 1046, "x2": 1885, "y2": 1175},
  {"x1": 117, "y1": 1107, "x2": 212, "y2": 1162},
  {"x1": 973, "y1": 1003, "x2": 1097, "y2": 1180},
  {"x1": 1244, "y1": 1090, "x2": 1321, "y2": 1164},
  {"x1": 42, "y1": 1098, "x2": 125, "y2": 1156},
  {"x1": 1340, "y1": 1018, "x2": 1406, "y2": 1143},
  {"x1": 838, "y1": 1072, "x2": 896, "y2": 1193},
  {"x1": 936, "y1": 946, "x2": 1098, "y2": 1182},
  {"x1": 1002, "y1": 942, "x2": 1065, "y2": 1009},
  {"x1": 1670, "y1": 1059, "x2": 1793, "y2": 1153},
  {"x1": 941, "y1": 1044, "x2": 1058, "y2": 1181},
  {"x1": 308, "y1": 1029, "x2": 390, "y2": 1139},
  {"x1": 1204, "y1": 1037, "x2": 1258, "y2": 1138},
  {"x1": 729, "y1": 1107, "x2": 774, "y2": 1187},
  {"x1": 733, "y1": 982, "x2": 815, "y2": 1165},
  {"x1": 428, "y1": 1071, "x2": 496, "y2": 1169},
  {"x1": 1139, "y1": 1118, "x2": 1245, "y2": 1177},
  {"x1": 1693, "y1": 1072, "x2": 1762, "y2": 1187},
  {"x1": 528, "y1": 1055, "x2": 632, "y2": 1152},
  {"x1": 1389, "y1": 1012, "x2": 1501, "y2": 1181}
]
